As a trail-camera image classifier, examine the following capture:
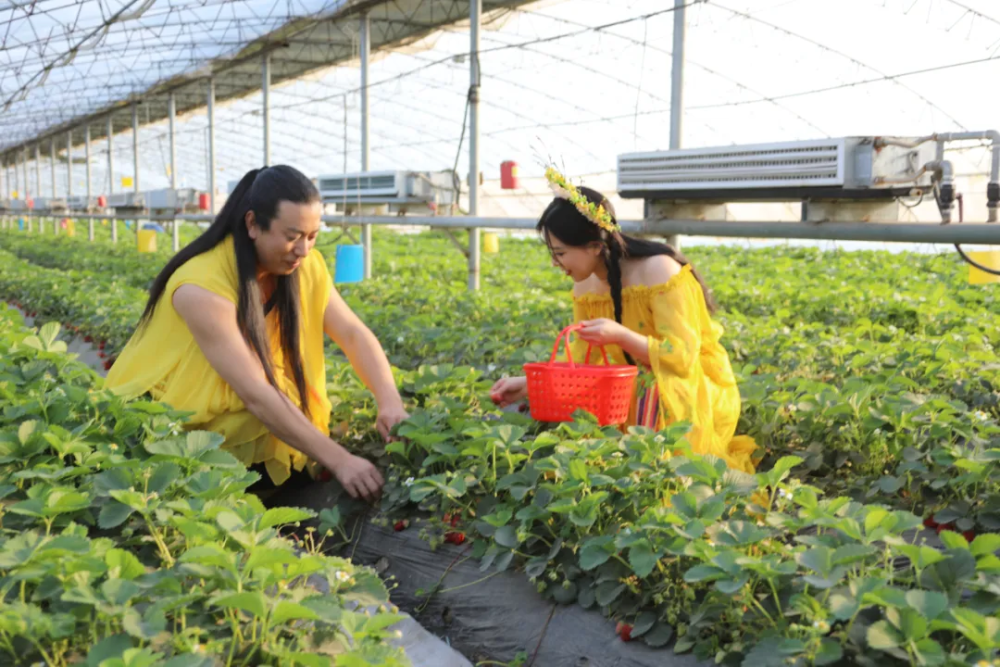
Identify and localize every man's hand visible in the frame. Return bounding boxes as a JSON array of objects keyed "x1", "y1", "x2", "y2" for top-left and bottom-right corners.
[
  {"x1": 333, "y1": 451, "x2": 385, "y2": 502},
  {"x1": 376, "y1": 403, "x2": 410, "y2": 442}
]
